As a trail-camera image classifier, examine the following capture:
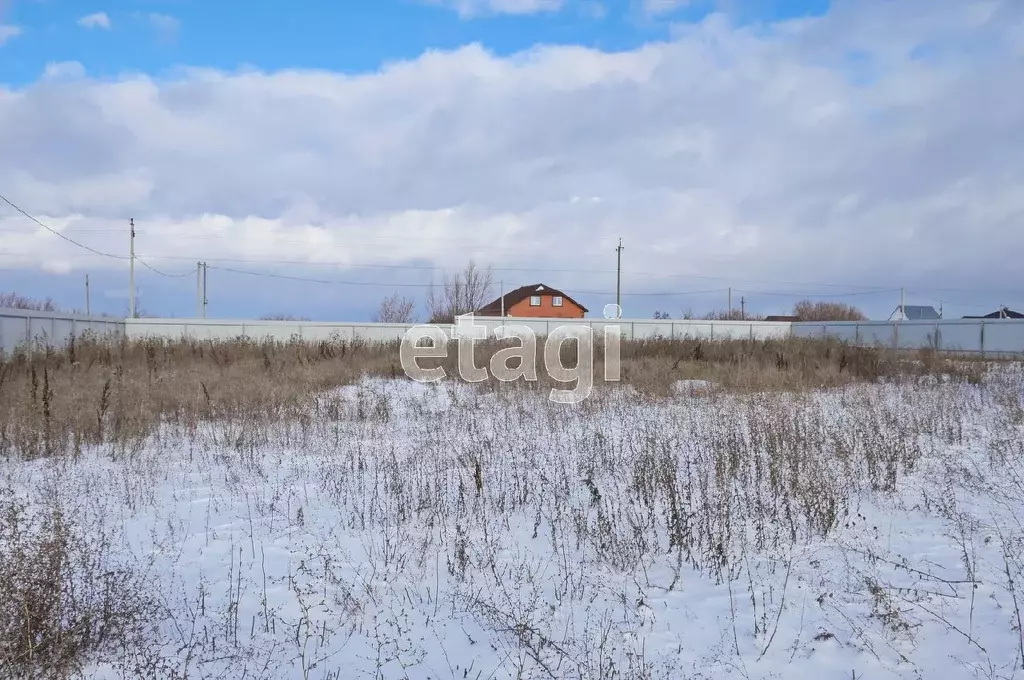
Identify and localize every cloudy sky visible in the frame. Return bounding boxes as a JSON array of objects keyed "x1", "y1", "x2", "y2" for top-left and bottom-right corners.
[{"x1": 1, "y1": 0, "x2": 1022, "y2": 321}]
